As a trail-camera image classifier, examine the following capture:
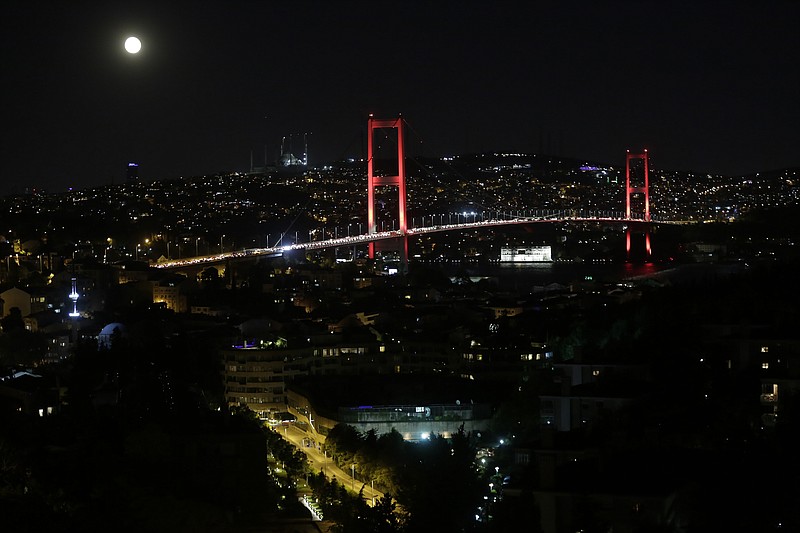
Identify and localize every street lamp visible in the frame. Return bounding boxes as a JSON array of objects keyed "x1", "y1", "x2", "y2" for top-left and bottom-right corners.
[
  {"x1": 351, "y1": 464, "x2": 356, "y2": 490},
  {"x1": 220, "y1": 234, "x2": 225, "y2": 253}
]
